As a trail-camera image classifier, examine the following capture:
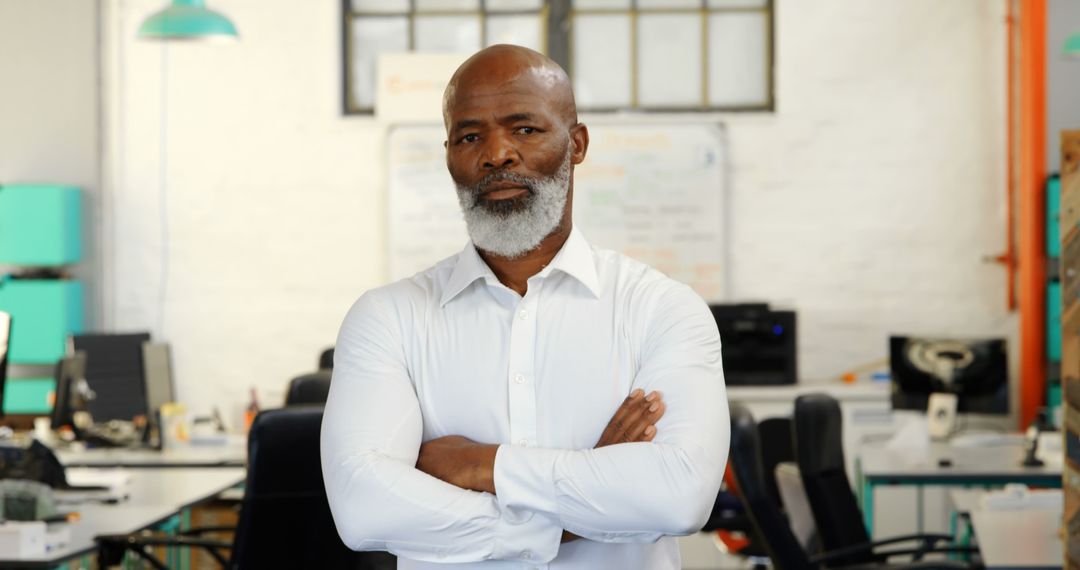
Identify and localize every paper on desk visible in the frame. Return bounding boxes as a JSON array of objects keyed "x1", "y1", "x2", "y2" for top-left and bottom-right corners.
[
  {"x1": 64, "y1": 468, "x2": 132, "y2": 492},
  {"x1": 885, "y1": 415, "x2": 930, "y2": 450}
]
